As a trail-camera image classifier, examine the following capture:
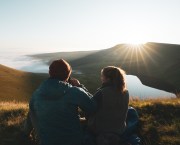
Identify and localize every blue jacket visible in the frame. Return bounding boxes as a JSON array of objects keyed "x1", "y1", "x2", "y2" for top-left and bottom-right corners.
[{"x1": 29, "y1": 78, "x2": 97, "y2": 145}]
